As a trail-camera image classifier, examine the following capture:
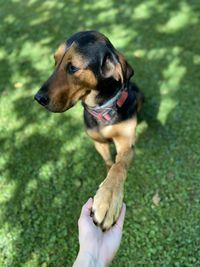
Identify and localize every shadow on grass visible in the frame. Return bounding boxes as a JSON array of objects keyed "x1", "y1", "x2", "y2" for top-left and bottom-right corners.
[
  {"x1": 0, "y1": 0, "x2": 200, "y2": 266},
  {"x1": 1, "y1": 96, "x2": 105, "y2": 266}
]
